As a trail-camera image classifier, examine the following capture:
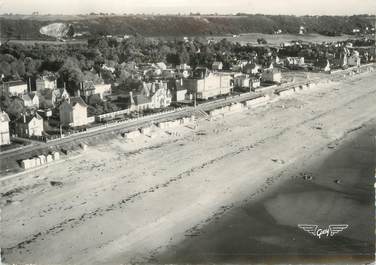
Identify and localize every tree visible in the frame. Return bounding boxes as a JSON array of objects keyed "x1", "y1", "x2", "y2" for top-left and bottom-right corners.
[
  {"x1": 88, "y1": 94, "x2": 103, "y2": 106},
  {"x1": 257, "y1": 38, "x2": 268, "y2": 44},
  {"x1": 83, "y1": 71, "x2": 102, "y2": 83},
  {"x1": 24, "y1": 57, "x2": 41, "y2": 77},
  {"x1": 2, "y1": 96, "x2": 25, "y2": 119},
  {"x1": 100, "y1": 69, "x2": 114, "y2": 83},
  {"x1": 58, "y1": 57, "x2": 84, "y2": 92},
  {"x1": 178, "y1": 46, "x2": 190, "y2": 64},
  {"x1": 0, "y1": 61, "x2": 12, "y2": 78},
  {"x1": 66, "y1": 24, "x2": 75, "y2": 38}
]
